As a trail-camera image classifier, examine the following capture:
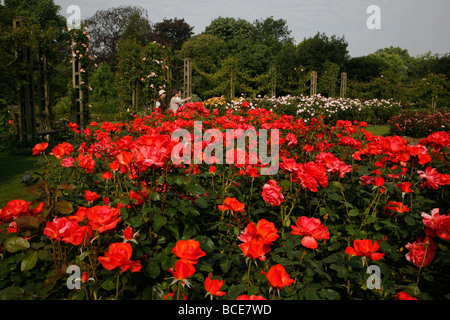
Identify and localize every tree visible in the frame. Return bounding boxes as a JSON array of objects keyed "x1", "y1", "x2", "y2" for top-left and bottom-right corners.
[
  {"x1": 120, "y1": 12, "x2": 152, "y2": 47},
  {"x1": 344, "y1": 55, "x2": 388, "y2": 82},
  {"x1": 195, "y1": 56, "x2": 258, "y2": 100},
  {"x1": 85, "y1": 6, "x2": 151, "y2": 66},
  {"x1": 368, "y1": 46, "x2": 412, "y2": 81},
  {"x1": 204, "y1": 17, "x2": 256, "y2": 42},
  {"x1": 297, "y1": 32, "x2": 349, "y2": 74},
  {"x1": 253, "y1": 16, "x2": 293, "y2": 45},
  {"x1": 150, "y1": 18, "x2": 194, "y2": 51},
  {"x1": 0, "y1": 0, "x2": 68, "y2": 110},
  {"x1": 90, "y1": 62, "x2": 116, "y2": 102}
]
